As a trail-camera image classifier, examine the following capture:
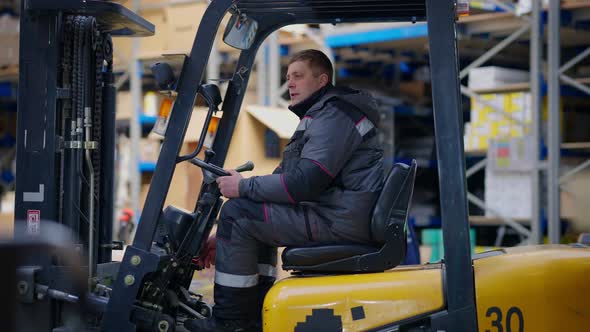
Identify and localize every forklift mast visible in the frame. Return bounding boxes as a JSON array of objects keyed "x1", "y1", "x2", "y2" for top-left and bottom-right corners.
[{"x1": 14, "y1": 1, "x2": 153, "y2": 330}]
